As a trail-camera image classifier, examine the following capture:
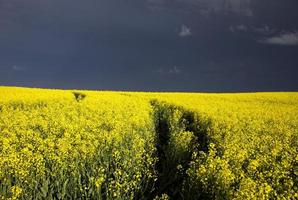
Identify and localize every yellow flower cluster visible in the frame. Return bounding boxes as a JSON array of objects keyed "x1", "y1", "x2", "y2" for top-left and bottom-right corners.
[{"x1": 1, "y1": 87, "x2": 297, "y2": 199}]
